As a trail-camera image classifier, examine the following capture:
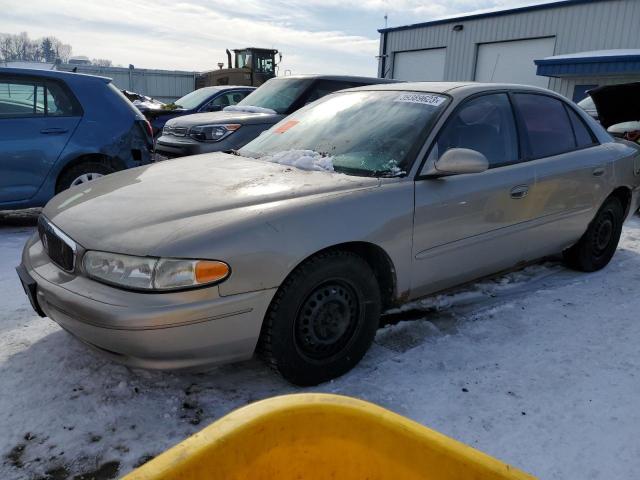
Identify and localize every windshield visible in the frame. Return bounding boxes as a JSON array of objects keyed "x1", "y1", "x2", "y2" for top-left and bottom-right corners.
[
  {"x1": 239, "y1": 90, "x2": 449, "y2": 176},
  {"x1": 174, "y1": 87, "x2": 218, "y2": 110},
  {"x1": 236, "y1": 78, "x2": 309, "y2": 114}
]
